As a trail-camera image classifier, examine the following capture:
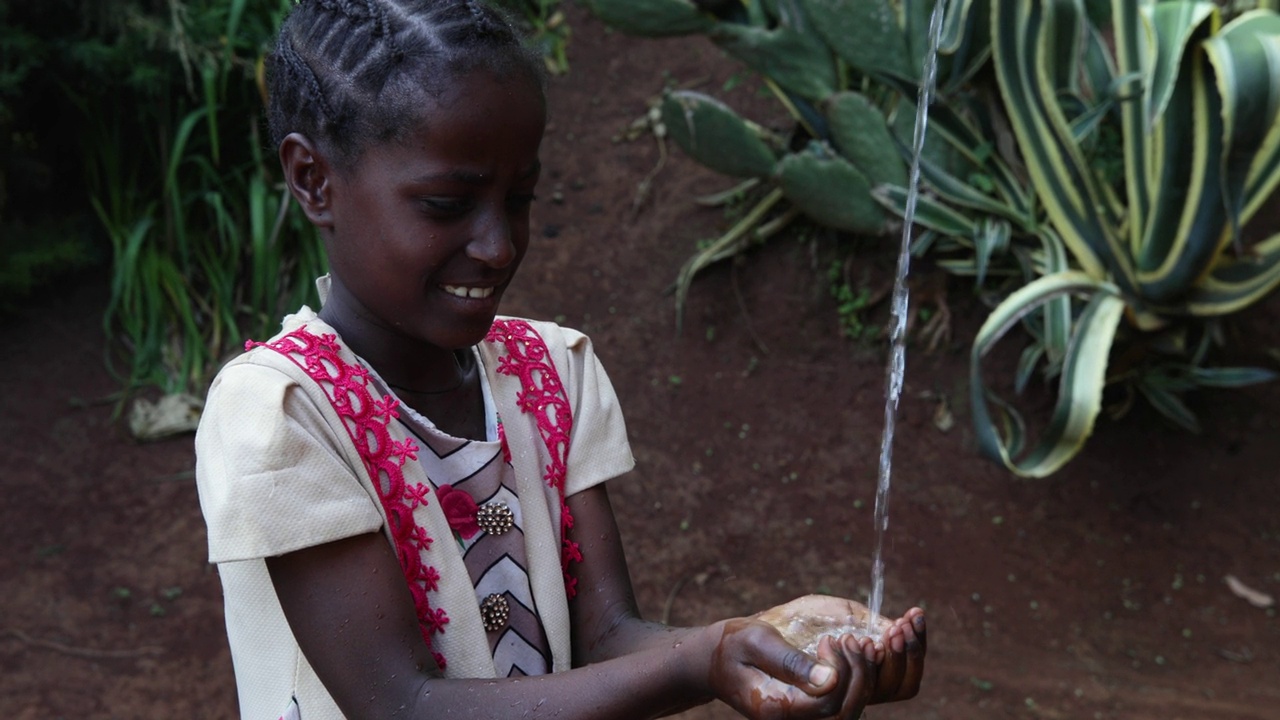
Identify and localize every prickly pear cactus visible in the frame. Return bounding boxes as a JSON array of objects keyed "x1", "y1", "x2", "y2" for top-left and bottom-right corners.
[
  {"x1": 823, "y1": 92, "x2": 909, "y2": 190},
  {"x1": 659, "y1": 91, "x2": 780, "y2": 179},
  {"x1": 586, "y1": 0, "x2": 713, "y2": 37},
  {"x1": 590, "y1": 0, "x2": 943, "y2": 239},
  {"x1": 777, "y1": 145, "x2": 888, "y2": 234}
]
